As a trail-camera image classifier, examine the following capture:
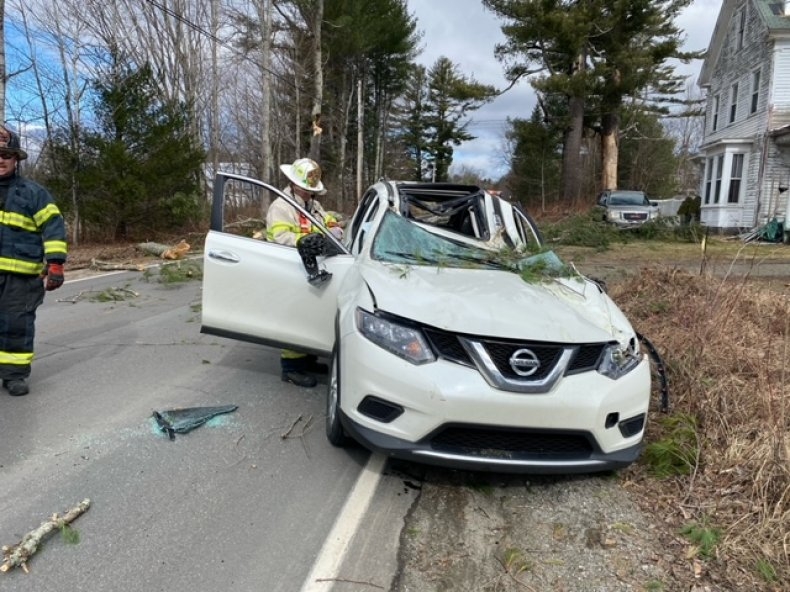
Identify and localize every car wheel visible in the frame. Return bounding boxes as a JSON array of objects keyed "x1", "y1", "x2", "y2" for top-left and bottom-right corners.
[{"x1": 326, "y1": 345, "x2": 351, "y2": 447}]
